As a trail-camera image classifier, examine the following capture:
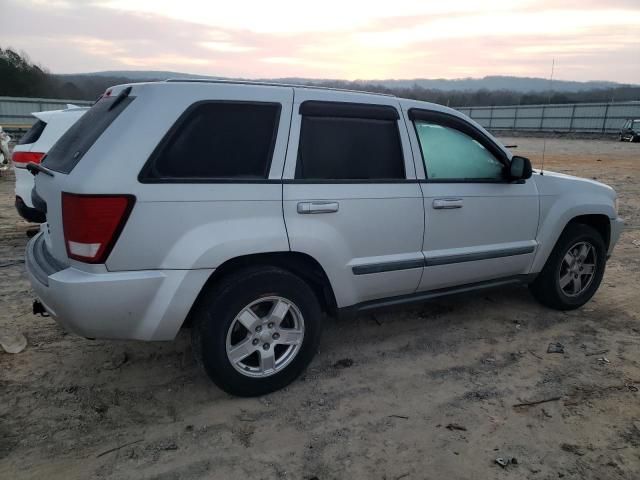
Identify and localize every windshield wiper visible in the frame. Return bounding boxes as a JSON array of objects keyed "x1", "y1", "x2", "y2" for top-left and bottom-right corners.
[{"x1": 26, "y1": 162, "x2": 54, "y2": 177}]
